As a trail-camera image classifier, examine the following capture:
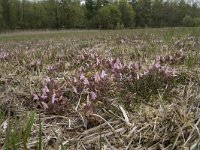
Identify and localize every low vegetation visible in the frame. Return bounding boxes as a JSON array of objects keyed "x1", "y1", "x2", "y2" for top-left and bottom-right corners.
[
  {"x1": 0, "y1": 0, "x2": 200, "y2": 31},
  {"x1": 0, "y1": 28, "x2": 200, "y2": 149}
]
